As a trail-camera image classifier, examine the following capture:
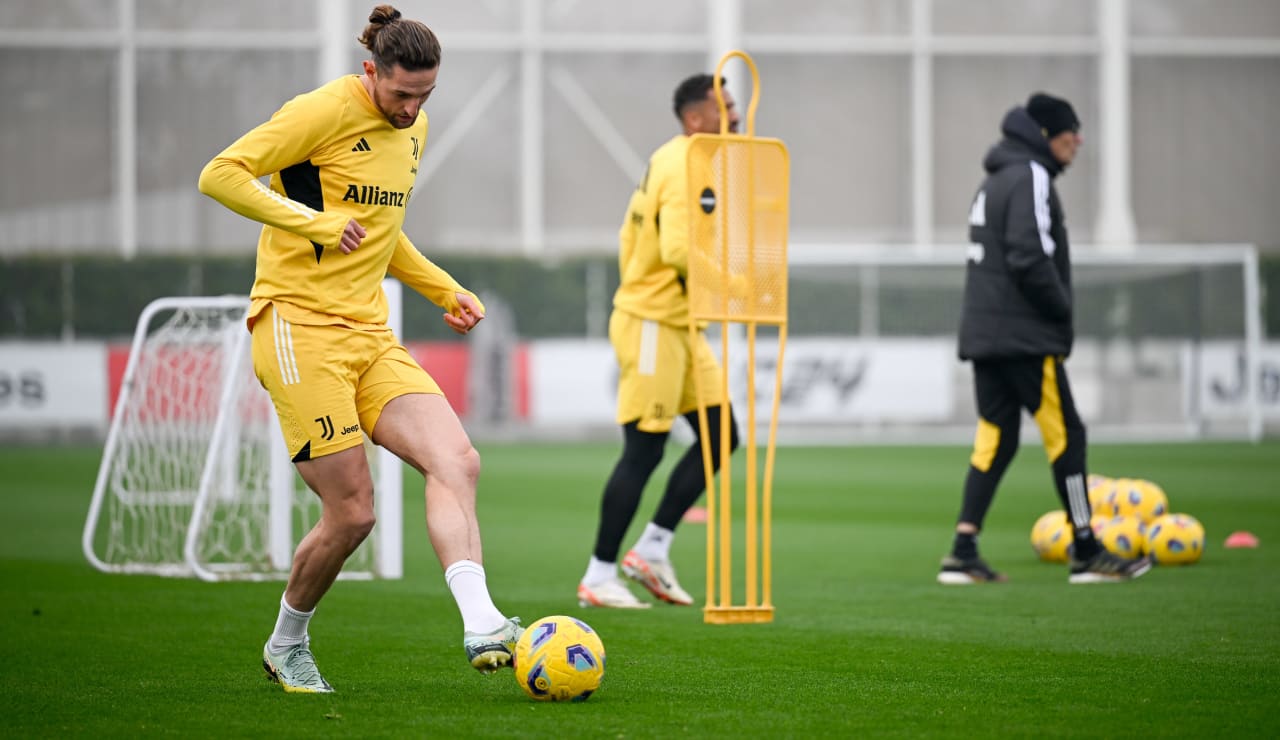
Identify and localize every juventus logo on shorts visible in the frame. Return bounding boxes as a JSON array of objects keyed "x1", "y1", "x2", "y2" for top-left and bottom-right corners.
[{"x1": 315, "y1": 415, "x2": 335, "y2": 441}]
